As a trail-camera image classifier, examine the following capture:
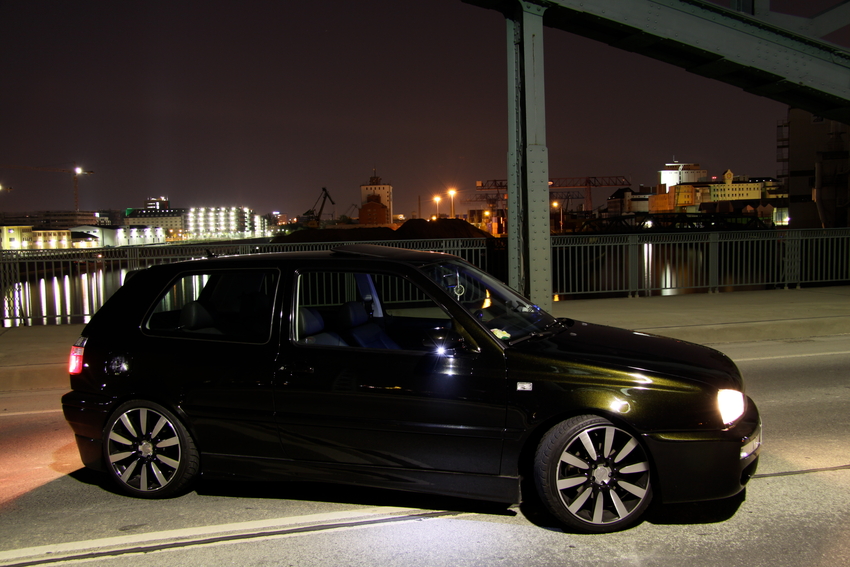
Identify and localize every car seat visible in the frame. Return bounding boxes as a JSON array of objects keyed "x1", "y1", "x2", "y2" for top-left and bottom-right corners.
[{"x1": 336, "y1": 301, "x2": 401, "y2": 349}]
